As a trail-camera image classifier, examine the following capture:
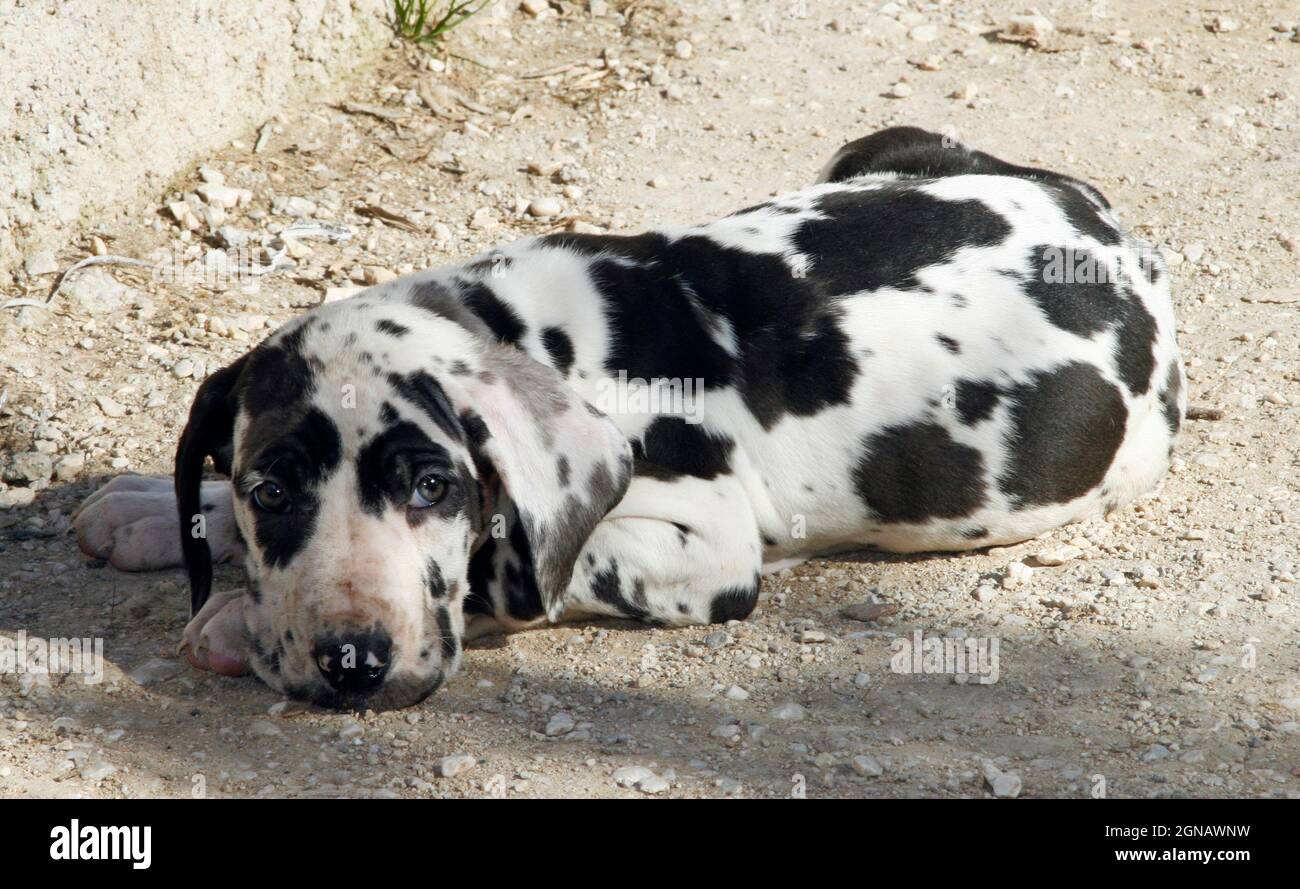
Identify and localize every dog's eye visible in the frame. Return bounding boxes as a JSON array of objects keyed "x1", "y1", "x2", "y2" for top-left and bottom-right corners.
[
  {"x1": 410, "y1": 475, "x2": 449, "y2": 508},
  {"x1": 251, "y1": 481, "x2": 291, "y2": 513}
]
